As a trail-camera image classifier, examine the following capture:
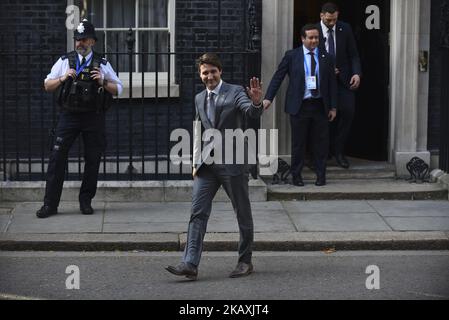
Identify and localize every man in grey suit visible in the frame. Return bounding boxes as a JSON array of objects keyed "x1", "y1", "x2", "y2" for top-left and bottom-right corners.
[{"x1": 166, "y1": 53, "x2": 264, "y2": 281}]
